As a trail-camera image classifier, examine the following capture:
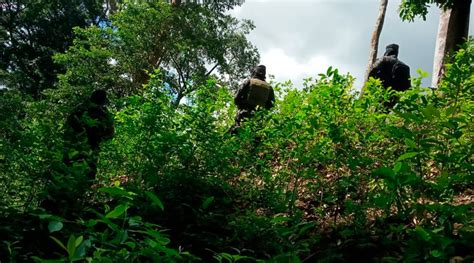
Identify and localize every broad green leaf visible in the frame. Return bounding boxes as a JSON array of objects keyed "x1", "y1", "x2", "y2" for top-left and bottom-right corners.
[
  {"x1": 125, "y1": 241, "x2": 136, "y2": 249},
  {"x1": 99, "y1": 187, "x2": 135, "y2": 199},
  {"x1": 106, "y1": 204, "x2": 129, "y2": 219},
  {"x1": 396, "y1": 112, "x2": 420, "y2": 122},
  {"x1": 298, "y1": 222, "x2": 316, "y2": 236},
  {"x1": 68, "y1": 150, "x2": 80, "y2": 159},
  {"x1": 373, "y1": 195, "x2": 391, "y2": 208},
  {"x1": 145, "y1": 191, "x2": 164, "y2": 211},
  {"x1": 38, "y1": 214, "x2": 64, "y2": 221},
  {"x1": 145, "y1": 229, "x2": 170, "y2": 245},
  {"x1": 432, "y1": 227, "x2": 445, "y2": 234},
  {"x1": 75, "y1": 236, "x2": 83, "y2": 247},
  {"x1": 397, "y1": 152, "x2": 419, "y2": 162},
  {"x1": 233, "y1": 255, "x2": 253, "y2": 261},
  {"x1": 446, "y1": 106, "x2": 457, "y2": 116},
  {"x1": 85, "y1": 219, "x2": 98, "y2": 227},
  {"x1": 430, "y1": 250, "x2": 442, "y2": 258},
  {"x1": 404, "y1": 138, "x2": 417, "y2": 149},
  {"x1": 50, "y1": 236, "x2": 67, "y2": 252},
  {"x1": 128, "y1": 216, "x2": 142, "y2": 227},
  {"x1": 48, "y1": 221, "x2": 63, "y2": 233},
  {"x1": 393, "y1": 162, "x2": 403, "y2": 173},
  {"x1": 202, "y1": 196, "x2": 215, "y2": 210},
  {"x1": 66, "y1": 235, "x2": 76, "y2": 257},
  {"x1": 415, "y1": 226, "x2": 431, "y2": 241},
  {"x1": 326, "y1": 66, "x2": 333, "y2": 76},
  {"x1": 421, "y1": 104, "x2": 440, "y2": 120},
  {"x1": 75, "y1": 239, "x2": 90, "y2": 259},
  {"x1": 220, "y1": 253, "x2": 233, "y2": 261},
  {"x1": 271, "y1": 216, "x2": 291, "y2": 224}
]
